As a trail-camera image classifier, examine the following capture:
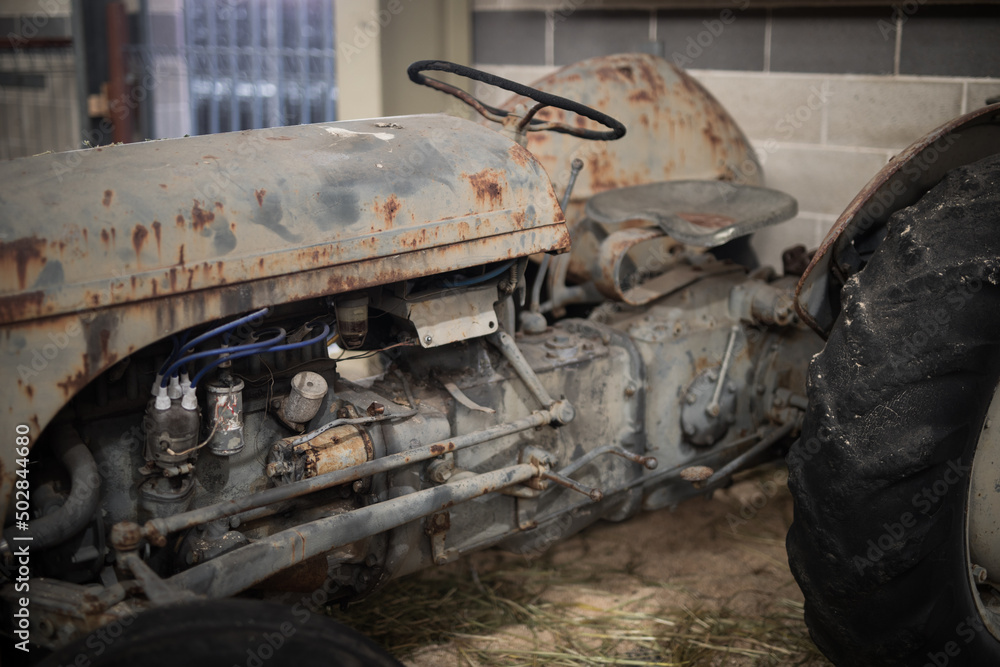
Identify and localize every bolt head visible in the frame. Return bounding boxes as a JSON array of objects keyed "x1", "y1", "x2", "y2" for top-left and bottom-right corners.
[
  {"x1": 110, "y1": 521, "x2": 143, "y2": 551},
  {"x1": 424, "y1": 335, "x2": 433, "y2": 344}
]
